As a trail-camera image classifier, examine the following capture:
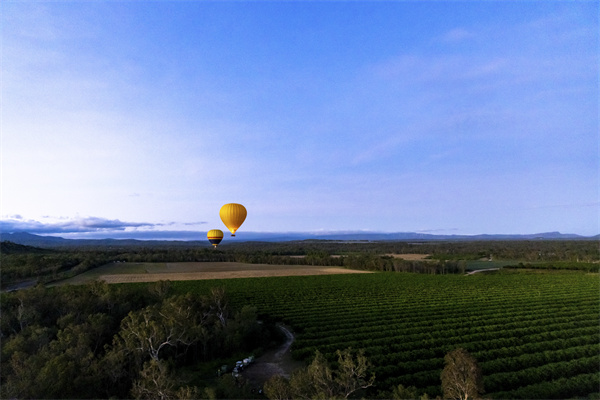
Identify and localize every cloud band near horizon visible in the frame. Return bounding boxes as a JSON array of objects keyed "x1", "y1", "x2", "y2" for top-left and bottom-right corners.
[{"x1": 0, "y1": 216, "x2": 207, "y2": 235}]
